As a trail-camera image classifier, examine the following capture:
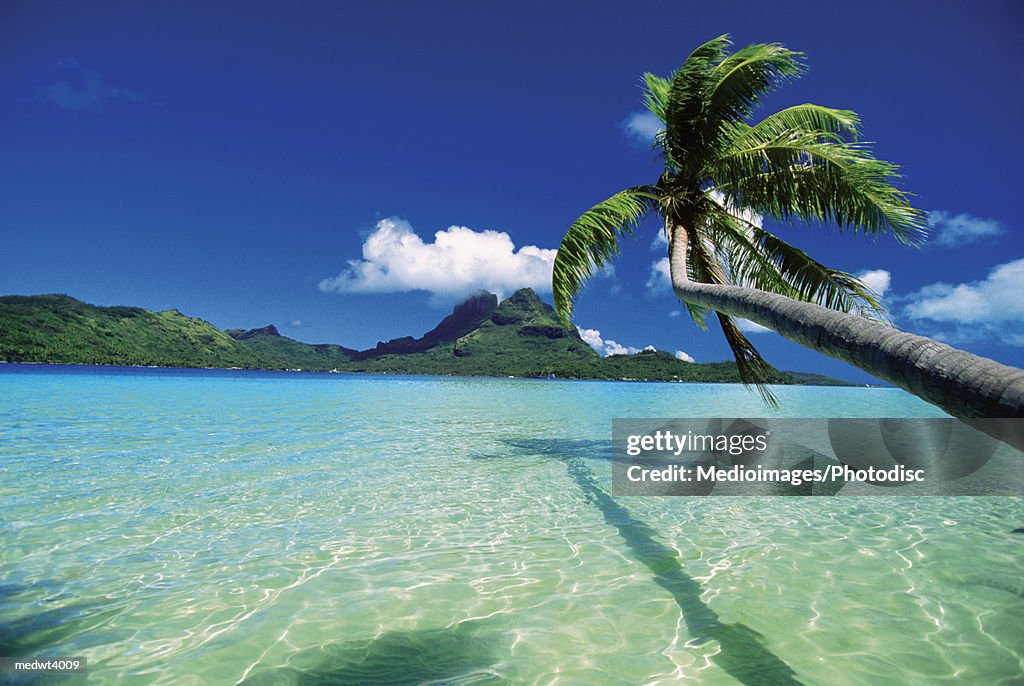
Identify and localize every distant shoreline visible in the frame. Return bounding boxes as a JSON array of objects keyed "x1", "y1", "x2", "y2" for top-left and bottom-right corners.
[
  {"x1": 0, "y1": 360, "x2": 889, "y2": 388},
  {"x1": 0, "y1": 292, "x2": 862, "y2": 387}
]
